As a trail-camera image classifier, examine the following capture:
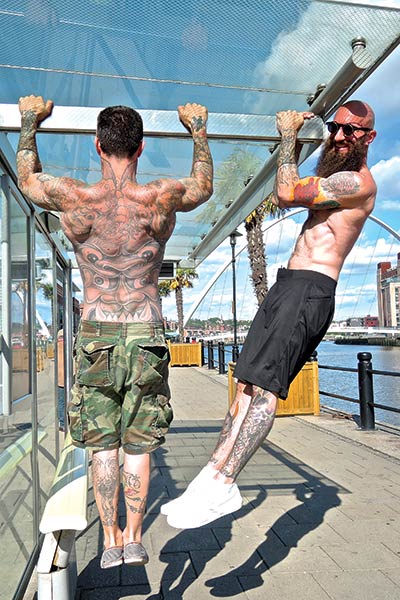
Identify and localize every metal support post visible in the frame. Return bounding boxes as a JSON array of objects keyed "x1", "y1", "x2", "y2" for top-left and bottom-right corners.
[
  {"x1": 218, "y1": 341, "x2": 226, "y2": 375},
  {"x1": 232, "y1": 345, "x2": 240, "y2": 363},
  {"x1": 200, "y1": 340, "x2": 205, "y2": 366},
  {"x1": 357, "y1": 352, "x2": 375, "y2": 430},
  {"x1": 230, "y1": 229, "x2": 242, "y2": 365},
  {"x1": 207, "y1": 341, "x2": 214, "y2": 370}
]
